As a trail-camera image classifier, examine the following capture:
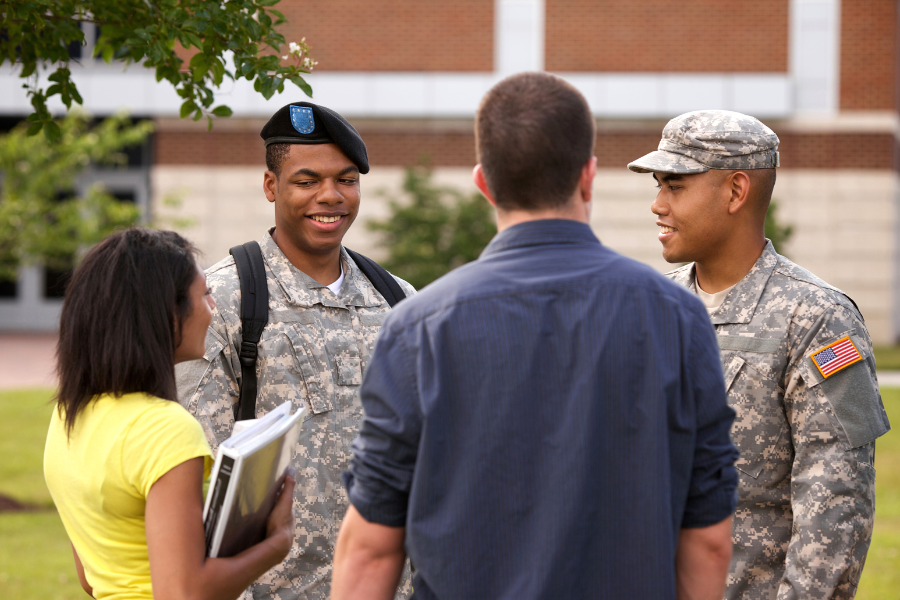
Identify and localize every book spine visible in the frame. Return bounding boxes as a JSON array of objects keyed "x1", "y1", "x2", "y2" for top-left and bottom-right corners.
[{"x1": 204, "y1": 454, "x2": 235, "y2": 557}]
